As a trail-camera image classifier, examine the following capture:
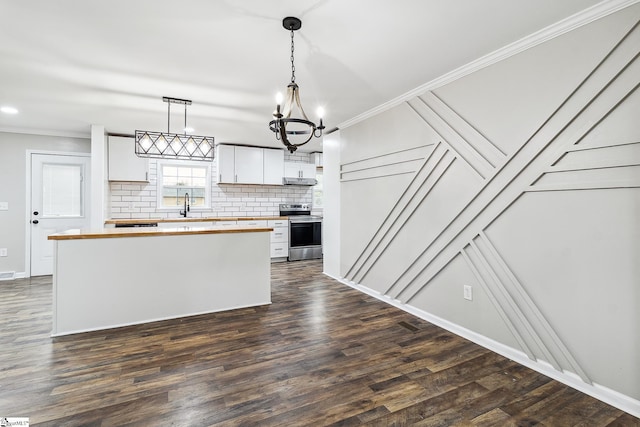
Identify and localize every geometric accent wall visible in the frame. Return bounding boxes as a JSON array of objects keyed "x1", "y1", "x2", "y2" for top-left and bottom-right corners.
[{"x1": 338, "y1": 5, "x2": 640, "y2": 408}]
